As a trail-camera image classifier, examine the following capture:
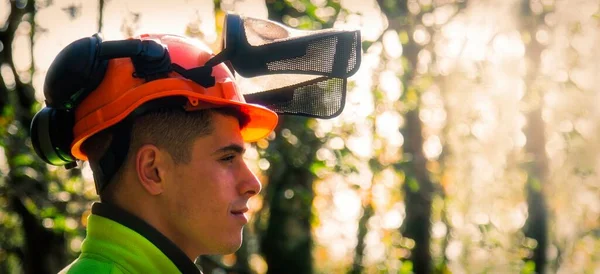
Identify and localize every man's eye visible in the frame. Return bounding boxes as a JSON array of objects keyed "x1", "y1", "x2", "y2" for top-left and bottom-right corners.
[{"x1": 221, "y1": 155, "x2": 236, "y2": 163}]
